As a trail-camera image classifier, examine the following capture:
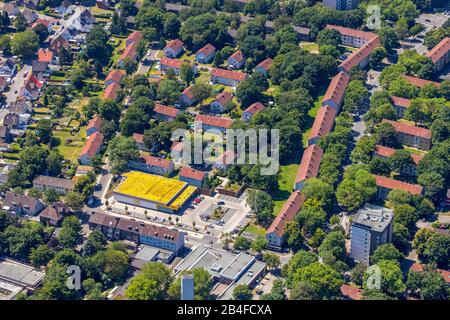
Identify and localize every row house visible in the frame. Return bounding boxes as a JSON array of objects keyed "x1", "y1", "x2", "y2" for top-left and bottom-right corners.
[
  {"x1": 322, "y1": 71, "x2": 350, "y2": 112},
  {"x1": 195, "y1": 43, "x2": 216, "y2": 64},
  {"x1": 426, "y1": 37, "x2": 450, "y2": 71},
  {"x1": 338, "y1": 36, "x2": 381, "y2": 73},
  {"x1": 294, "y1": 144, "x2": 323, "y2": 191},
  {"x1": 125, "y1": 31, "x2": 143, "y2": 47},
  {"x1": 210, "y1": 91, "x2": 233, "y2": 113},
  {"x1": 307, "y1": 106, "x2": 336, "y2": 146},
  {"x1": 179, "y1": 166, "x2": 207, "y2": 188},
  {"x1": 118, "y1": 42, "x2": 138, "y2": 68},
  {"x1": 210, "y1": 68, "x2": 248, "y2": 87},
  {"x1": 103, "y1": 82, "x2": 120, "y2": 100},
  {"x1": 128, "y1": 154, "x2": 175, "y2": 176},
  {"x1": 86, "y1": 115, "x2": 103, "y2": 137},
  {"x1": 390, "y1": 96, "x2": 411, "y2": 118},
  {"x1": 242, "y1": 102, "x2": 265, "y2": 122},
  {"x1": 2, "y1": 191, "x2": 44, "y2": 216},
  {"x1": 159, "y1": 57, "x2": 196, "y2": 75},
  {"x1": 179, "y1": 85, "x2": 197, "y2": 107},
  {"x1": 227, "y1": 50, "x2": 245, "y2": 69},
  {"x1": 266, "y1": 191, "x2": 305, "y2": 249},
  {"x1": 154, "y1": 103, "x2": 181, "y2": 121},
  {"x1": 33, "y1": 175, "x2": 75, "y2": 195},
  {"x1": 373, "y1": 145, "x2": 423, "y2": 176},
  {"x1": 194, "y1": 114, "x2": 234, "y2": 133},
  {"x1": 105, "y1": 69, "x2": 126, "y2": 87},
  {"x1": 78, "y1": 131, "x2": 104, "y2": 165},
  {"x1": 382, "y1": 119, "x2": 432, "y2": 150},
  {"x1": 375, "y1": 175, "x2": 423, "y2": 200},
  {"x1": 164, "y1": 39, "x2": 184, "y2": 58},
  {"x1": 213, "y1": 150, "x2": 236, "y2": 171},
  {"x1": 254, "y1": 58, "x2": 273, "y2": 77},
  {"x1": 326, "y1": 24, "x2": 378, "y2": 48},
  {"x1": 402, "y1": 75, "x2": 441, "y2": 88}
]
